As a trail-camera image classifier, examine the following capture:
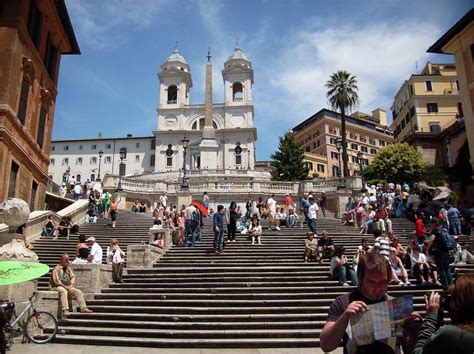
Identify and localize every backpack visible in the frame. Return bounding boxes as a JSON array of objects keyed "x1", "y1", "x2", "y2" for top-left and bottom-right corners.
[
  {"x1": 191, "y1": 209, "x2": 200, "y2": 223},
  {"x1": 438, "y1": 227, "x2": 455, "y2": 251}
]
